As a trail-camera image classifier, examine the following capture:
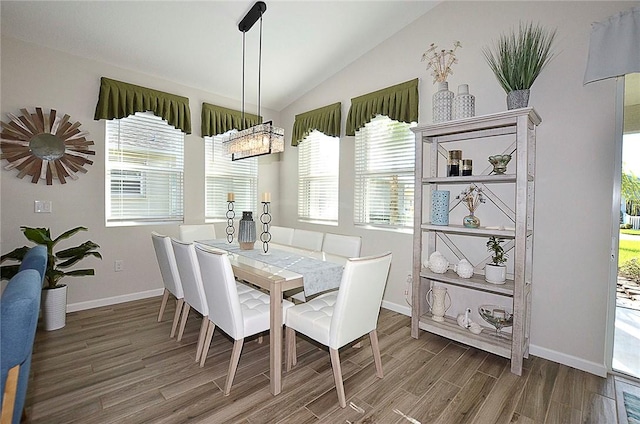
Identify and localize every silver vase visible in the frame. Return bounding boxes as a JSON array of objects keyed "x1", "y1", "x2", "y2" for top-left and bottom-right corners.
[
  {"x1": 238, "y1": 211, "x2": 256, "y2": 250},
  {"x1": 506, "y1": 89, "x2": 530, "y2": 110}
]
